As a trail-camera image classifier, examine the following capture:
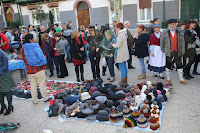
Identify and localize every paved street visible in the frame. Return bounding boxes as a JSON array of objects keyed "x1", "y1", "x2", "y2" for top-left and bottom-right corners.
[{"x1": 1, "y1": 56, "x2": 200, "y2": 133}]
